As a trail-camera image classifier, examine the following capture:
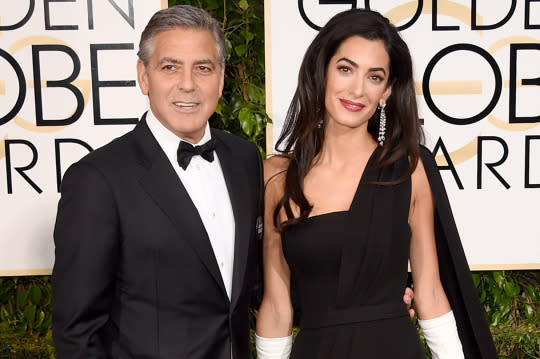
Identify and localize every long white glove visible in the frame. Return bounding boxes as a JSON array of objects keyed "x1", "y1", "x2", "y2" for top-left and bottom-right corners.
[
  {"x1": 418, "y1": 310, "x2": 465, "y2": 359},
  {"x1": 255, "y1": 333, "x2": 292, "y2": 359}
]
